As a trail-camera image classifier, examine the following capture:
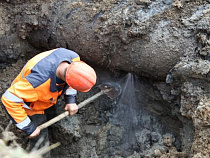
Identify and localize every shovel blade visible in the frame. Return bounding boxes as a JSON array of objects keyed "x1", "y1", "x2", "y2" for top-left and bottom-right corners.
[{"x1": 99, "y1": 82, "x2": 121, "y2": 99}]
